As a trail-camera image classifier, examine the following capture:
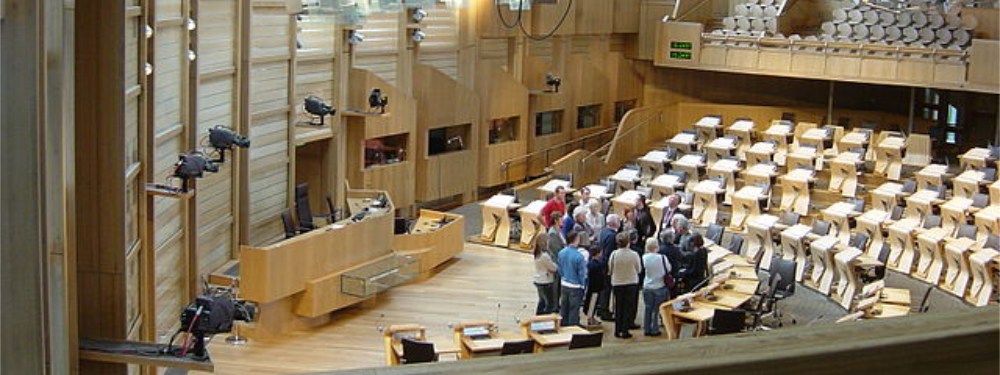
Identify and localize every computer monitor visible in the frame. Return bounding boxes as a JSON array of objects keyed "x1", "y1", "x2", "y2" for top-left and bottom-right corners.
[
  {"x1": 462, "y1": 326, "x2": 491, "y2": 339},
  {"x1": 529, "y1": 320, "x2": 557, "y2": 334}
]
